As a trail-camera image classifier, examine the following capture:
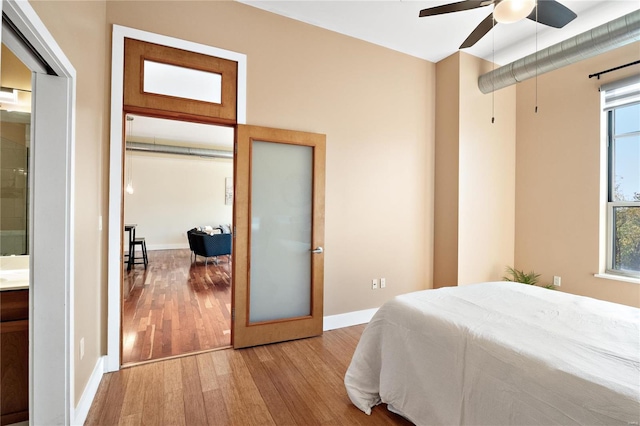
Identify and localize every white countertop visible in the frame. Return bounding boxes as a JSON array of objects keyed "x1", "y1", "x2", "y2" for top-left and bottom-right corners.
[
  {"x1": 0, "y1": 256, "x2": 29, "y2": 291},
  {"x1": 0, "y1": 269, "x2": 29, "y2": 291}
]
